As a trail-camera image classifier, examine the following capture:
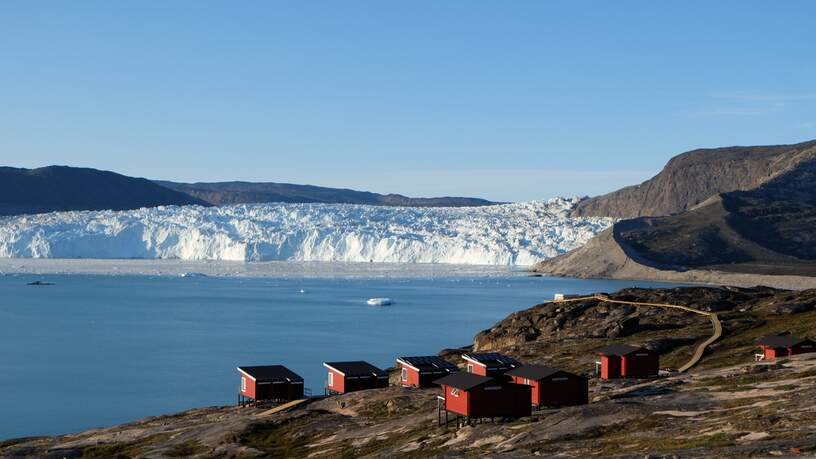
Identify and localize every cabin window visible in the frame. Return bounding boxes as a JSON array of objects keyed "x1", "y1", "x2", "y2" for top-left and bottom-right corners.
[
  {"x1": 523, "y1": 378, "x2": 530, "y2": 385},
  {"x1": 401, "y1": 368, "x2": 408, "y2": 381},
  {"x1": 466, "y1": 364, "x2": 473, "y2": 373},
  {"x1": 450, "y1": 388, "x2": 460, "y2": 397},
  {"x1": 328, "y1": 372, "x2": 334, "y2": 386},
  {"x1": 241, "y1": 377, "x2": 246, "y2": 392}
]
